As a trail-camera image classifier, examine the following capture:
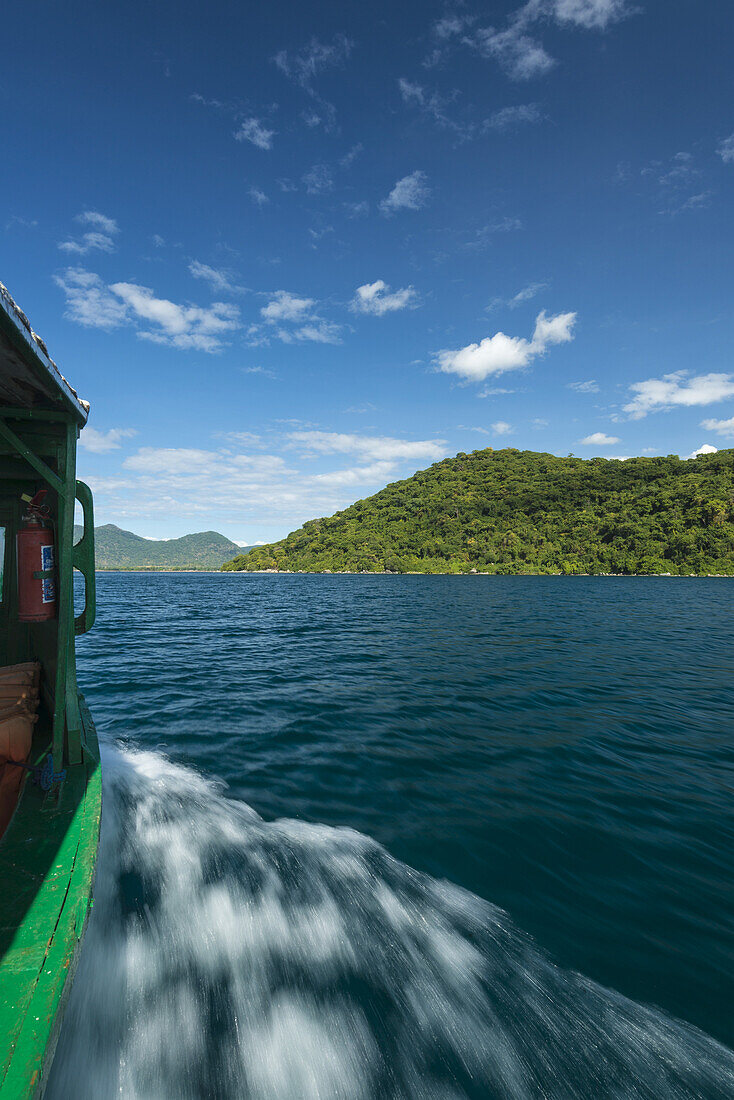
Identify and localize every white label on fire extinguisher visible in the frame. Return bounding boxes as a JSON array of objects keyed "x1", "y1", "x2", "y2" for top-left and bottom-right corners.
[{"x1": 41, "y1": 545, "x2": 55, "y2": 603}]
